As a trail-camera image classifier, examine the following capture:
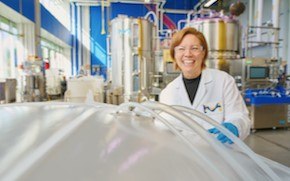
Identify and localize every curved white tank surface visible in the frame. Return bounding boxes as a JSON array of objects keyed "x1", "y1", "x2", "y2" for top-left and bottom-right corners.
[{"x1": 0, "y1": 102, "x2": 290, "y2": 181}]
